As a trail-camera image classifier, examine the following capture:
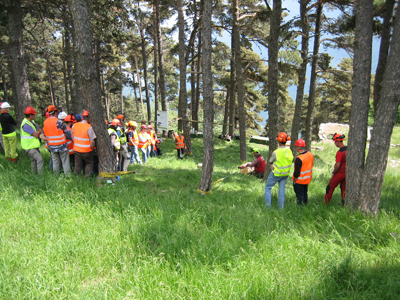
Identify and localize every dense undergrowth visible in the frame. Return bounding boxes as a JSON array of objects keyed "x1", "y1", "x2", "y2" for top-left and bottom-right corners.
[{"x1": 0, "y1": 136, "x2": 399, "y2": 299}]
